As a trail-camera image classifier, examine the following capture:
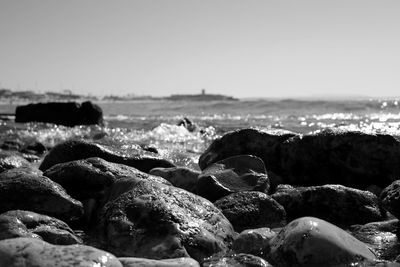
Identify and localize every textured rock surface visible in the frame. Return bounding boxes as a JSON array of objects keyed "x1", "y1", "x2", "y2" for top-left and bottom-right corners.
[
  {"x1": 0, "y1": 170, "x2": 83, "y2": 221},
  {"x1": 197, "y1": 155, "x2": 270, "y2": 201},
  {"x1": 118, "y1": 257, "x2": 200, "y2": 267},
  {"x1": 0, "y1": 210, "x2": 81, "y2": 244},
  {"x1": 149, "y1": 167, "x2": 200, "y2": 193},
  {"x1": 101, "y1": 178, "x2": 236, "y2": 262},
  {"x1": 203, "y1": 253, "x2": 274, "y2": 267},
  {"x1": 381, "y1": 180, "x2": 400, "y2": 219},
  {"x1": 270, "y1": 217, "x2": 377, "y2": 267},
  {"x1": 272, "y1": 184, "x2": 382, "y2": 225},
  {"x1": 214, "y1": 191, "x2": 286, "y2": 232},
  {"x1": 39, "y1": 139, "x2": 175, "y2": 173},
  {"x1": 0, "y1": 151, "x2": 31, "y2": 173},
  {"x1": 232, "y1": 228, "x2": 277, "y2": 258},
  {"x1": 0, "y1": 237, "x2": 122, "y2": 267}
]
